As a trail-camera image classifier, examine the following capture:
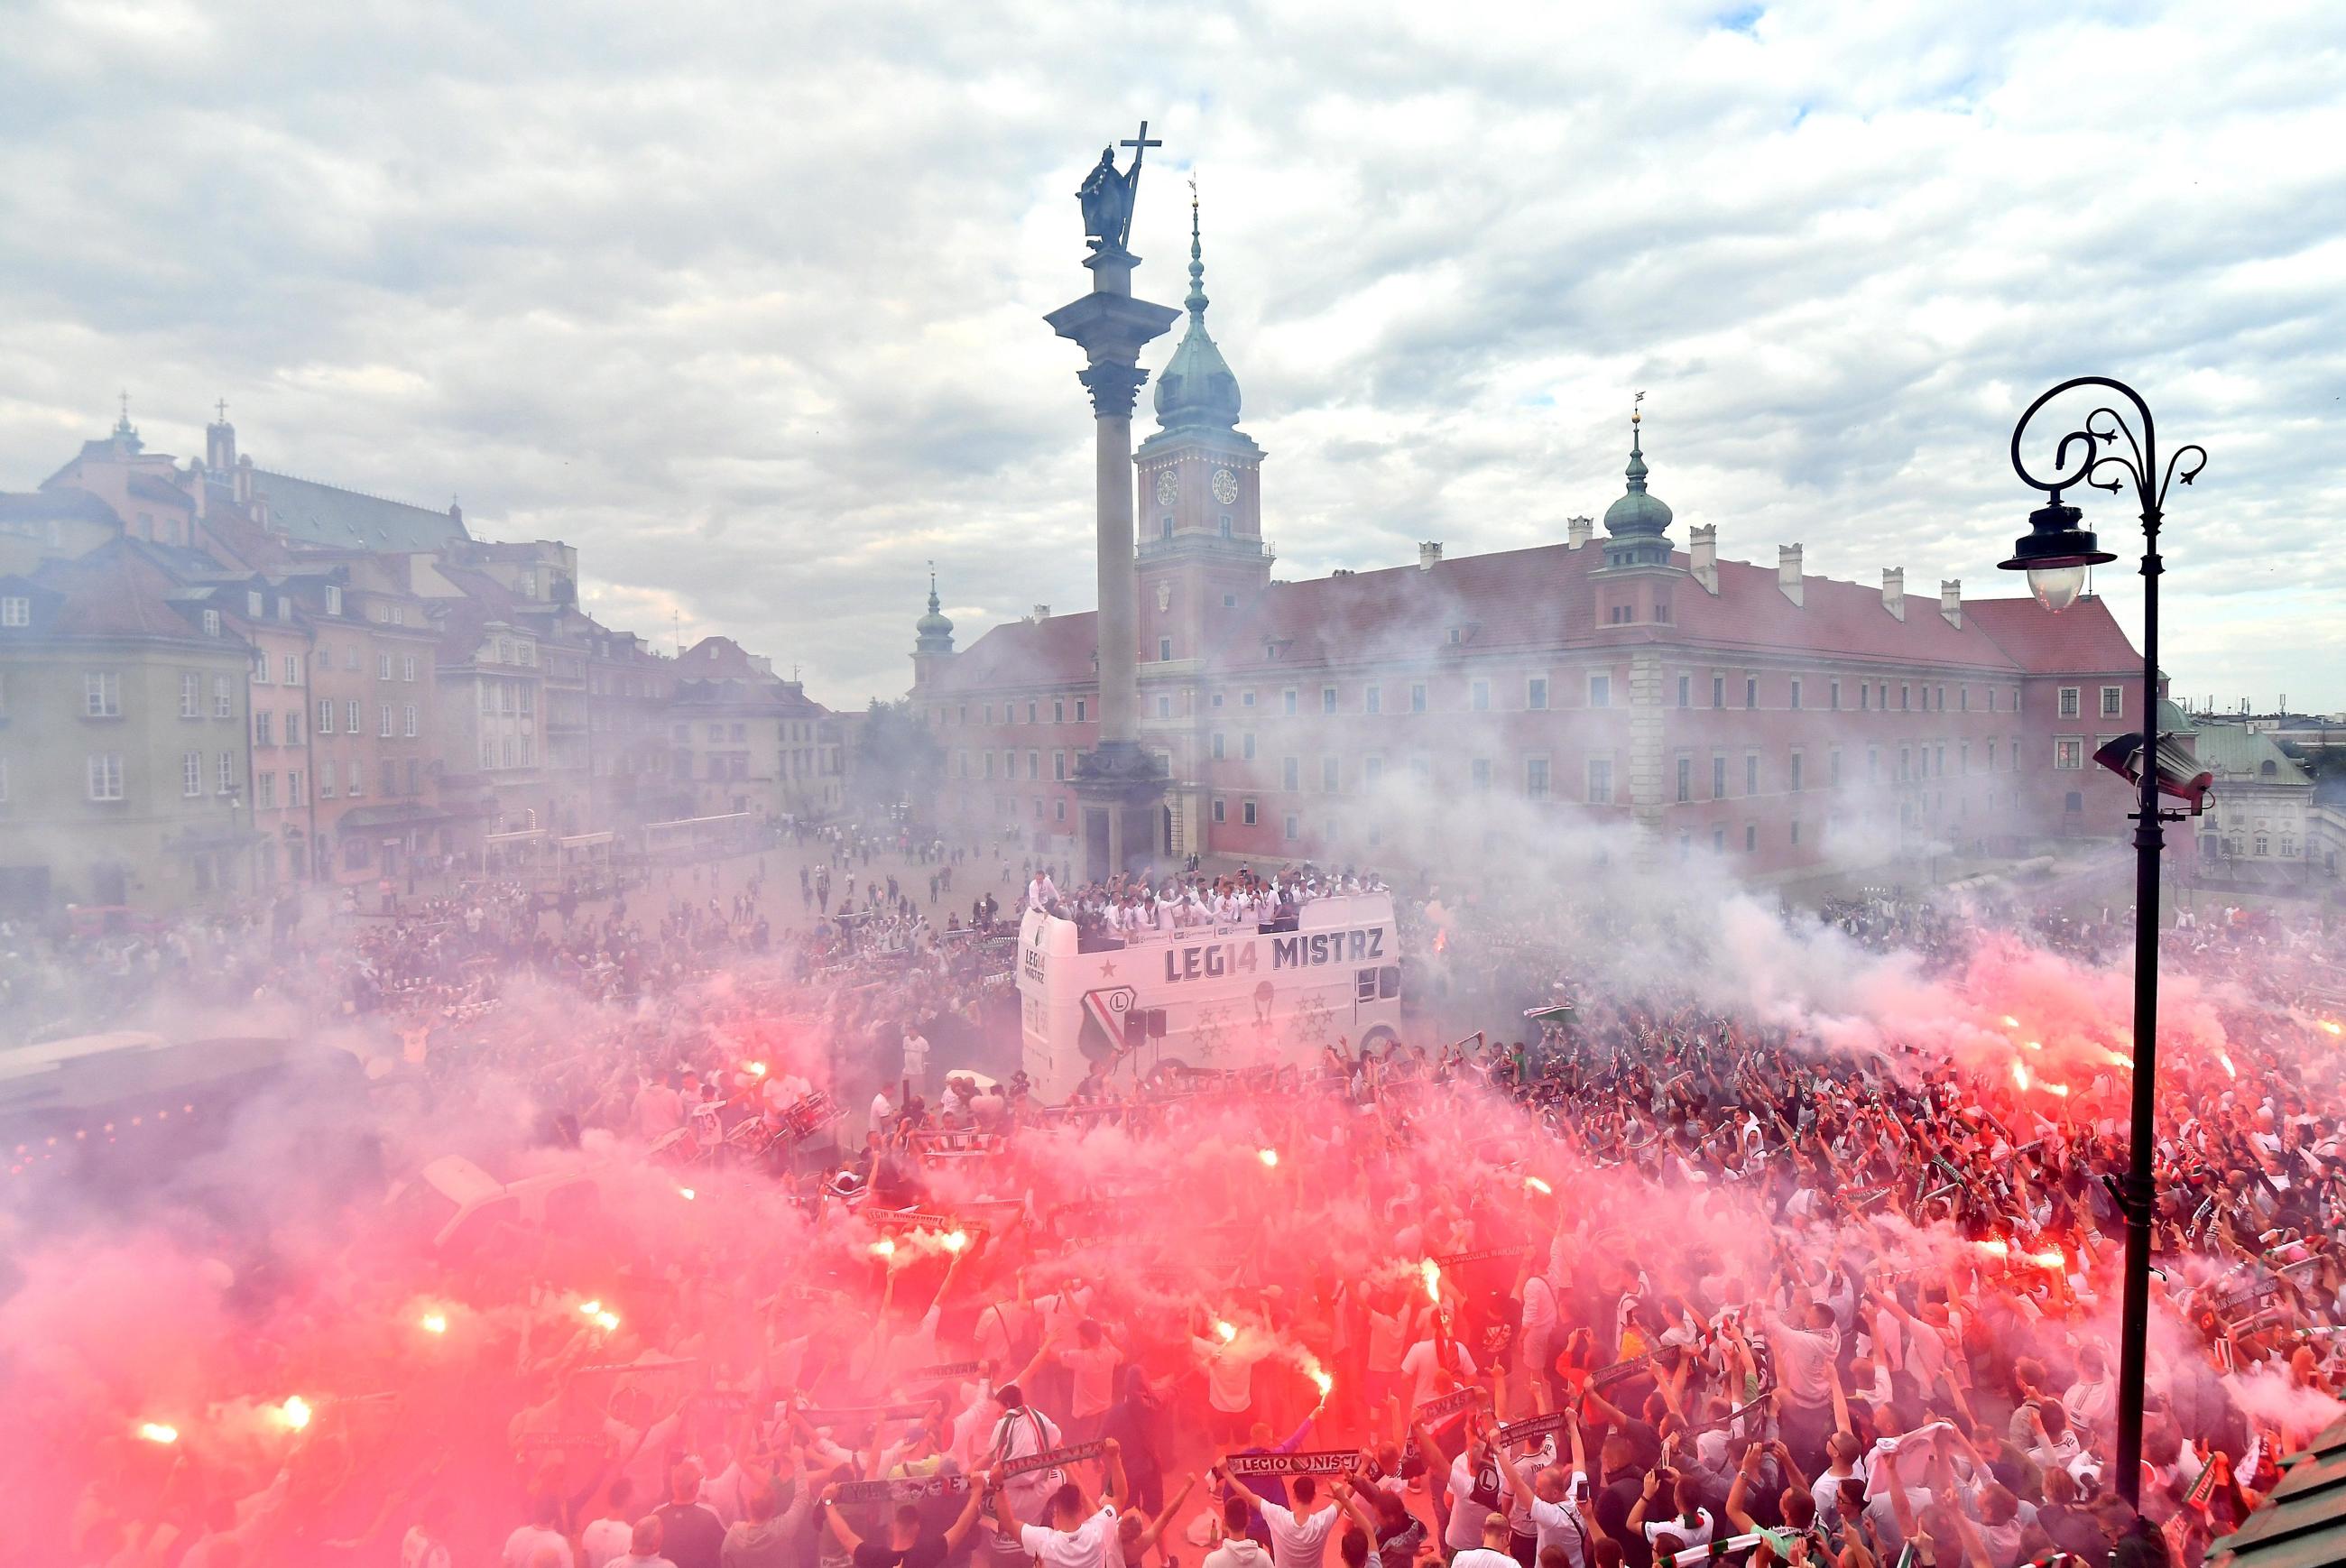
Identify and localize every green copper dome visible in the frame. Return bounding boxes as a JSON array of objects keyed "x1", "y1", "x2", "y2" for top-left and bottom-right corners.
[
  {"x1": 1152, "y1": 192, "x2": 1242, "y2": 433},
  {"x1": 1602, "y1": 413, "x2": 1673, "y2": 538},
  {"x1": 915, "y1": 566, "x2": 954, "y2": 655}
]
